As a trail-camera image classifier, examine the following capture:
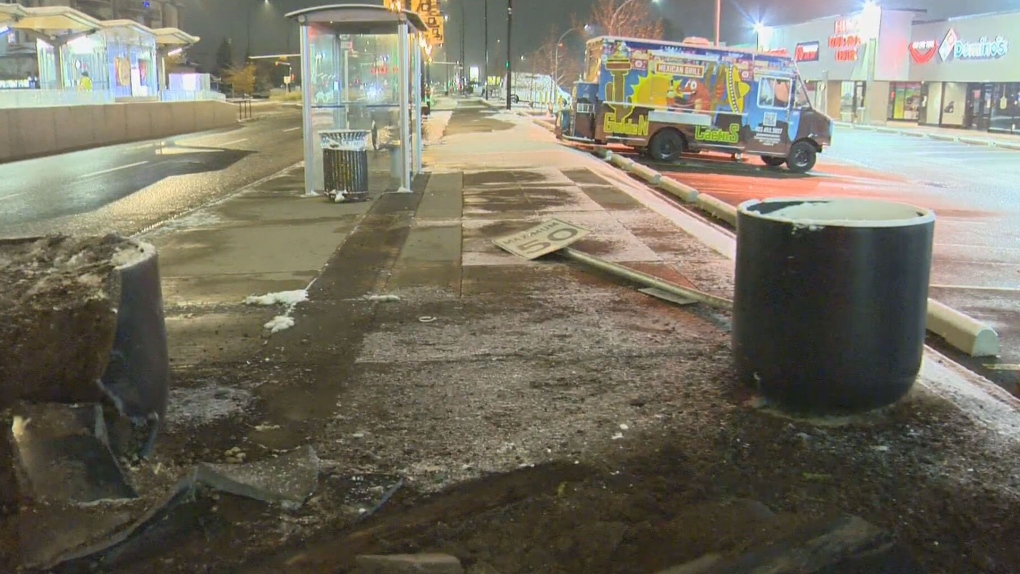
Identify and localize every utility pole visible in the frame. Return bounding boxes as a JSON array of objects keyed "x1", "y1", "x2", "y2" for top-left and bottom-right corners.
[
  {"x1": 505, "y1": 0, "x2": 512, "y2": 110},
  {"x1": 460, "y1": 0, "x2": 466, "y2": 90},
  {"x1": 483, "y1": 0, "x2": 489, "y2": 98}
]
